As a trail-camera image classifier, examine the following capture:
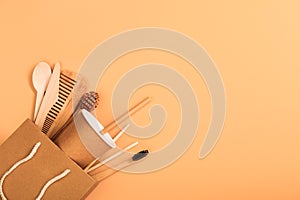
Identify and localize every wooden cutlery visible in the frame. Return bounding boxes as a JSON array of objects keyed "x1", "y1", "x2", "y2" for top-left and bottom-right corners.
[
  {"x1": 32, "y1": 61, "x2": 150, "y2": 179},
  {"x1": 34, "y1": 62, "x2": 88, "y2": 138},
  {"x1": 32, "y1": 62, "x2": 52, "y2": 121},
  {"x1": 35, "y1": 62, "x2": 61, "y2": 129}
]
